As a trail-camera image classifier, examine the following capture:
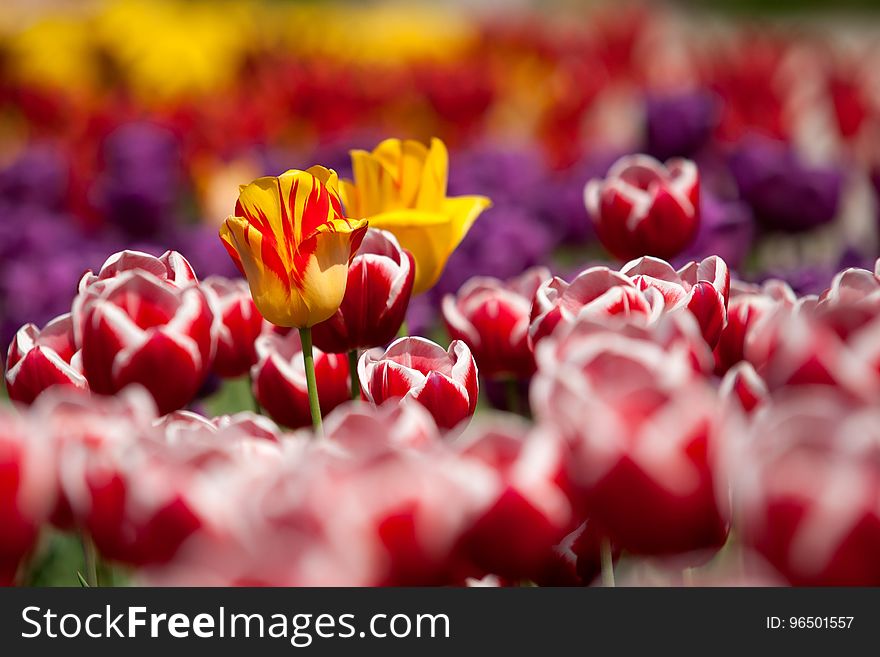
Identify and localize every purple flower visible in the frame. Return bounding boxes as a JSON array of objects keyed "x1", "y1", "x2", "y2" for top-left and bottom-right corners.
[
  {"x1": 169, "y1": 226, "x2": 241, "y2": 280},
  {"x1": 0, "y1": 144, "x2": 69, "y2": 211},
  {"x1": 91, "y1": 122, "x2": 183, "y2": 238},
  {"x1": 728, "y1": 135, "x2": 844, "y2": 233},
  {"x1": 434, "y1": 205, "x2": 554, "y2": 298},
  {"x1": 675, "y1": 191, "x2": 755, "y2": 270},
  {"x1": 447, "y1": 143, "x2": 545, "y2": 208},
  {"x1": 756, "y1": 248, "x2": 871, "y2": 296},
  {"x1": 645, "y1": 90, "x2": 719, "y2": 161},
  {"x1": 0, "y1": 207, "x2": 94, "y2": 348}
]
